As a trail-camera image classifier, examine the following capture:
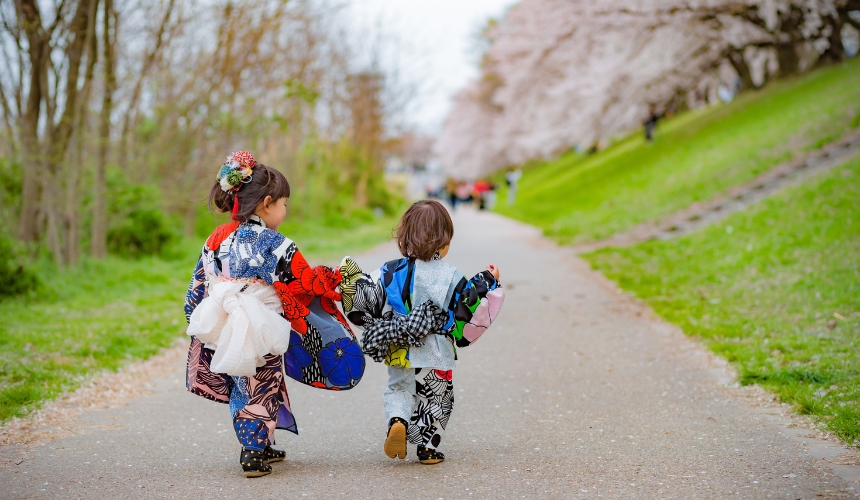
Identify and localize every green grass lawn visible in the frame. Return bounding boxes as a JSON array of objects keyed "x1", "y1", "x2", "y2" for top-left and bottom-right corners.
[
  {"x1": 496, "y1": 58, "x2": 860, "y2": 244},
  {"x1": 0, "y1": 211, "x2": 398, "y2": 422},
  {"x1": 585, "y1": 157, "x2": 860, "y2": 445}
]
